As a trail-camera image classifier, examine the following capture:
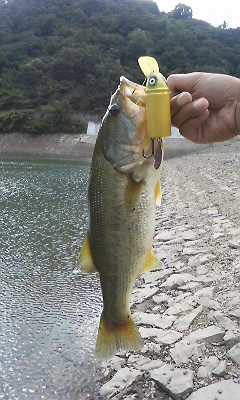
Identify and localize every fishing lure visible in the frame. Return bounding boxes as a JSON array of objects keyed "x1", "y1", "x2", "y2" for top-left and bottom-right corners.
[{"x1": 138, "y1": 56, "x2": 171, "y2": 139}]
